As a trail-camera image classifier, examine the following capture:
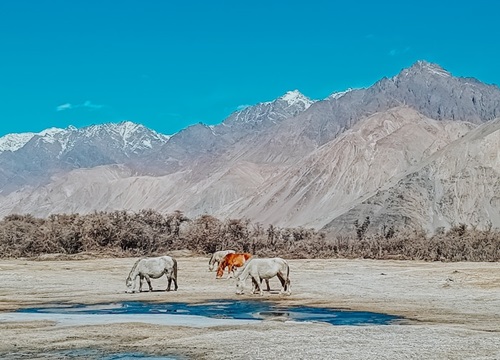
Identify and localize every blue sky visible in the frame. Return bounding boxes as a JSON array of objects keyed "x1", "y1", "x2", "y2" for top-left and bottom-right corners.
[{"x1": 0, "y1": 0, "x2": 499, "y2": 136}]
